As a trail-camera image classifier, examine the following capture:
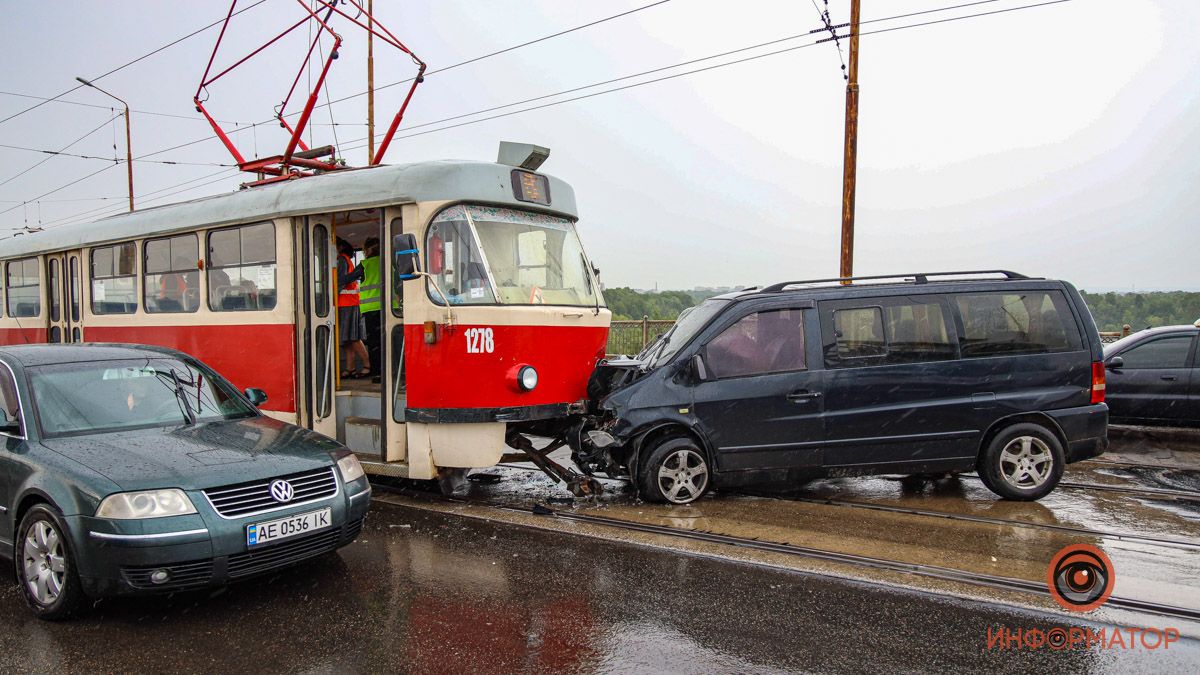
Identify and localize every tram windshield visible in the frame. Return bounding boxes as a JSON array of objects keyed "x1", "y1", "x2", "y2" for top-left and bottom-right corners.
[
  {"x1": 425, "y1": 205, "x2": 604, "y2": 307},
  {"x1": 29, "y1": 358, "x2": 255, "y2": 437}
]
